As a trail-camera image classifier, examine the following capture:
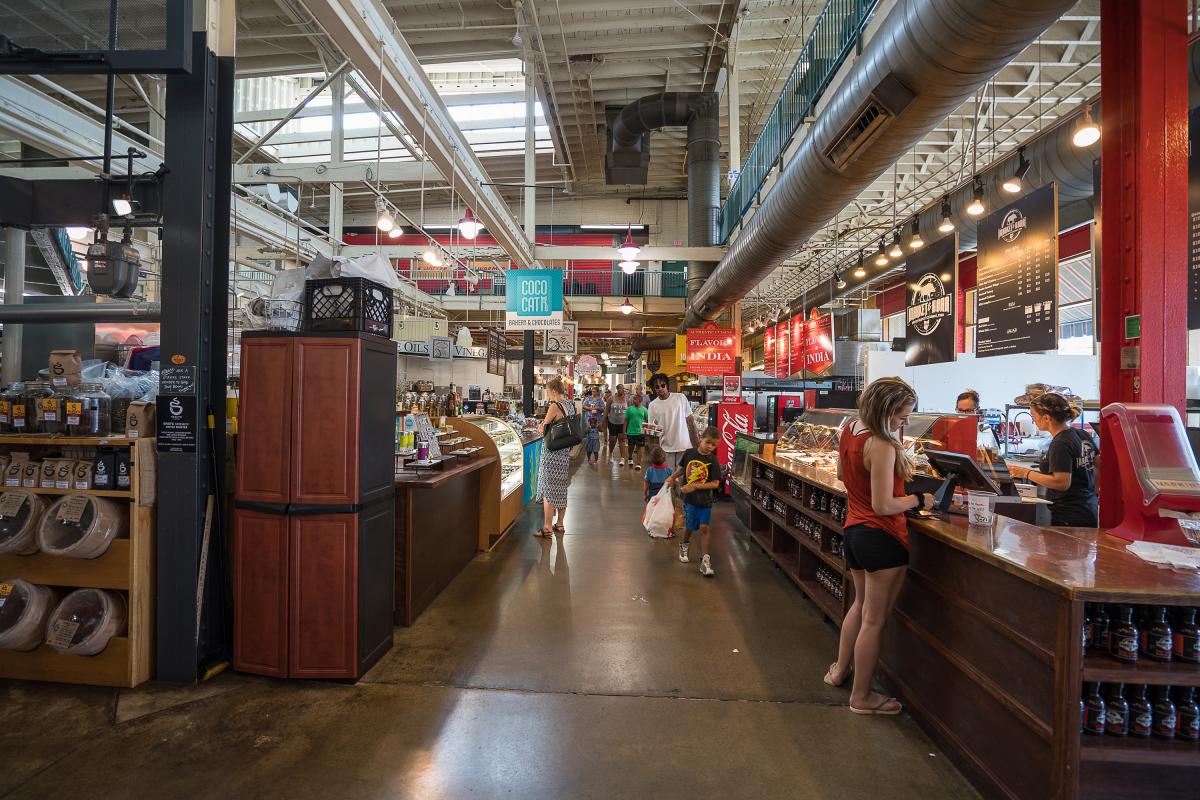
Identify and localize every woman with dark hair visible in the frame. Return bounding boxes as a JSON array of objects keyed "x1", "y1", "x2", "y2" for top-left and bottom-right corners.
[
  {"x1": 1008, "y1": 393, "x2": 1098, "y2": 527},
  {"x1": 535, "y1": 377, "x2": 577, "y2": 537},
  {"x1": 825, "y1": 377, "x2": 930, "y2": 716}
]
